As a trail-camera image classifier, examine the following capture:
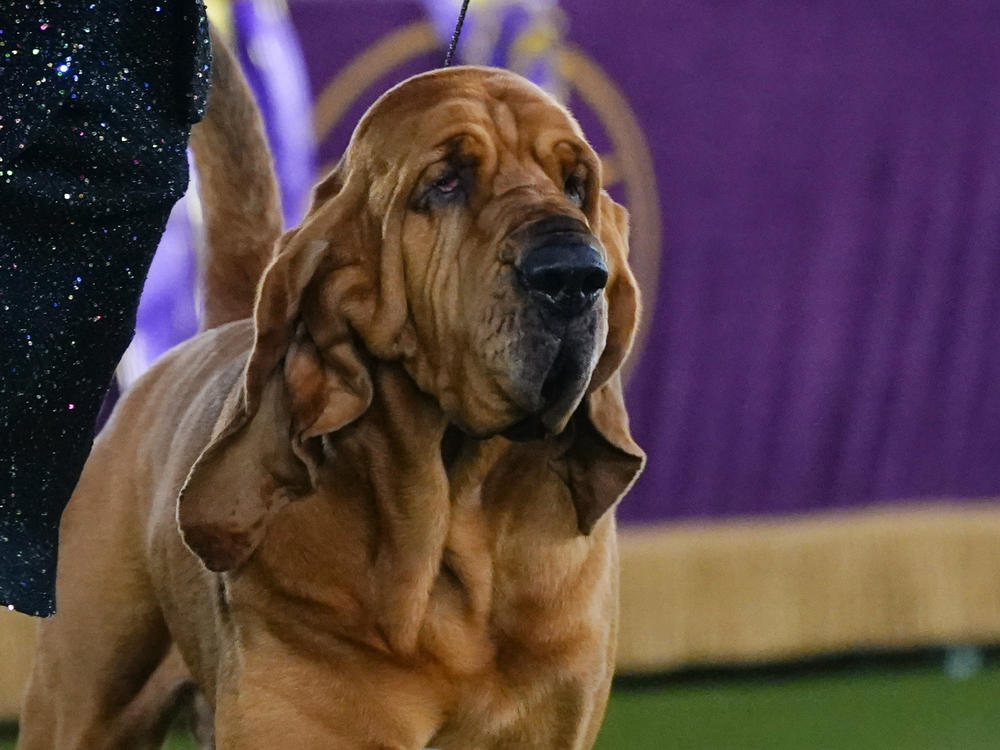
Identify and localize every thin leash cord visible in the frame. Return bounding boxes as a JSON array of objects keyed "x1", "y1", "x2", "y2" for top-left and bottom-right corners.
[{"x1": 443, "y1": 0, "x2": 471, "y2": 66}]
